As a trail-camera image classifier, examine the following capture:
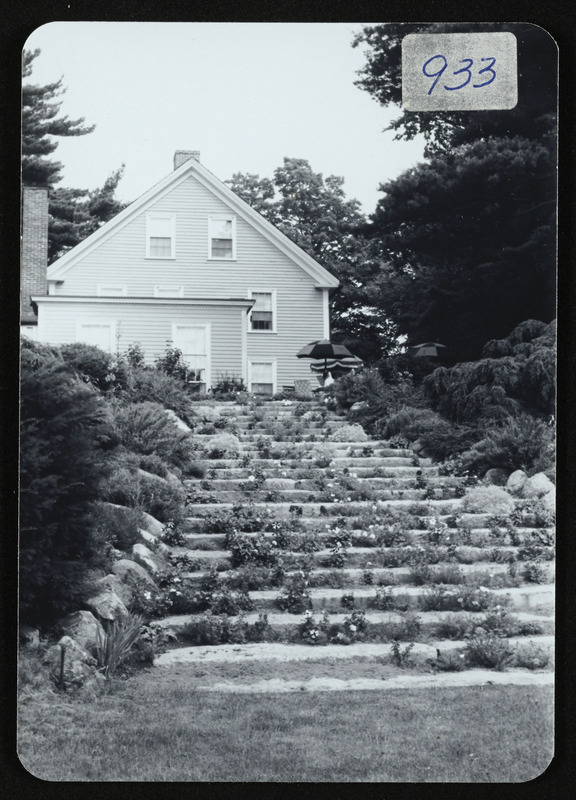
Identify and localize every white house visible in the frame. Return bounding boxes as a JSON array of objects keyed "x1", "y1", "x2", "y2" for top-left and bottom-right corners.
[{"x1": 27, "y1": 151, "x2": 340, "y2": 395}]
